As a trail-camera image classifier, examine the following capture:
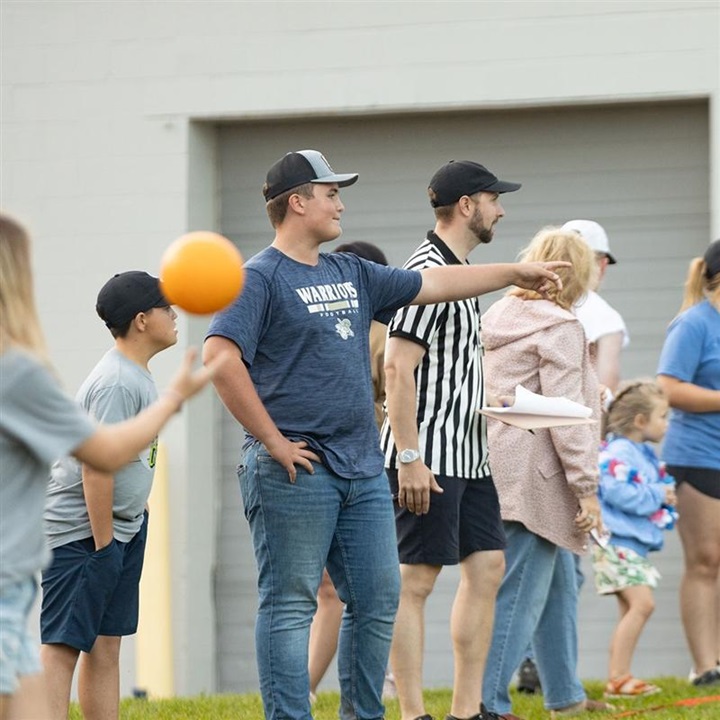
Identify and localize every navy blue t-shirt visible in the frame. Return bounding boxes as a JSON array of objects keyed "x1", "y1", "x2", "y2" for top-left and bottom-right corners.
[{"x1": 206, "y1": 247, "x2": 423, "y2": 479}]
